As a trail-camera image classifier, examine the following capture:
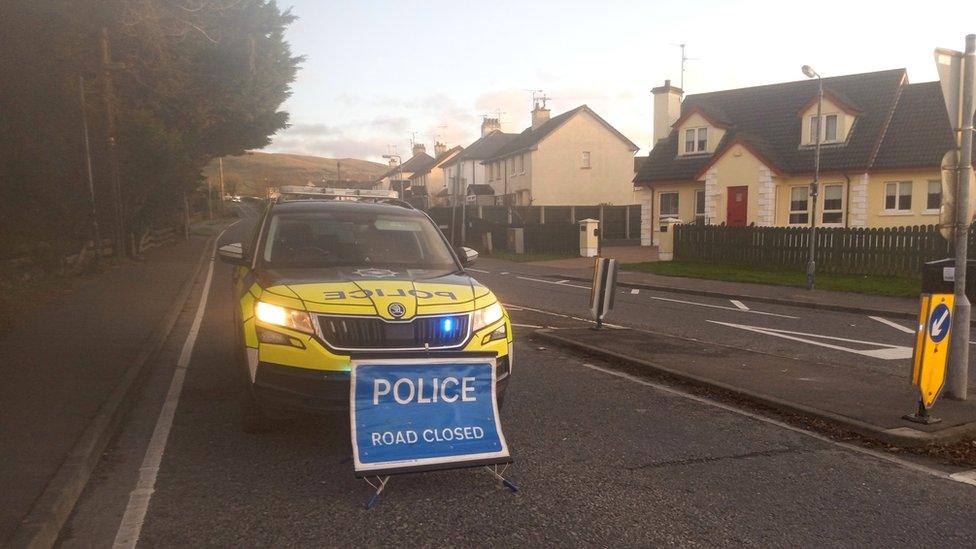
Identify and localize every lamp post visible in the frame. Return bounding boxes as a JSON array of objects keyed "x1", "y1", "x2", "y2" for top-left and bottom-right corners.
[
  {"x1": 802, "y1": 64, "x2": 823, "y2": 291},
  {"x1": 382, "y1": 153, "x2": 403, "y2": 199}
]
